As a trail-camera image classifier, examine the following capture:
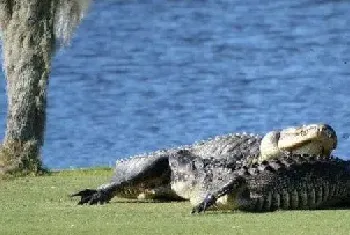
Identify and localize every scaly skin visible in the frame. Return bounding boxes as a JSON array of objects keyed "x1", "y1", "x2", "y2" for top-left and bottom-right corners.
[
  {"x1": 71, "y1": 123, "x2": 337, "y2": 205},
  {"x1": 72, "y1": 133, "x2": 262, "y2": 204},
  {"x1": 191, "y1": 156, "x2": 350, "y2": 213}
]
